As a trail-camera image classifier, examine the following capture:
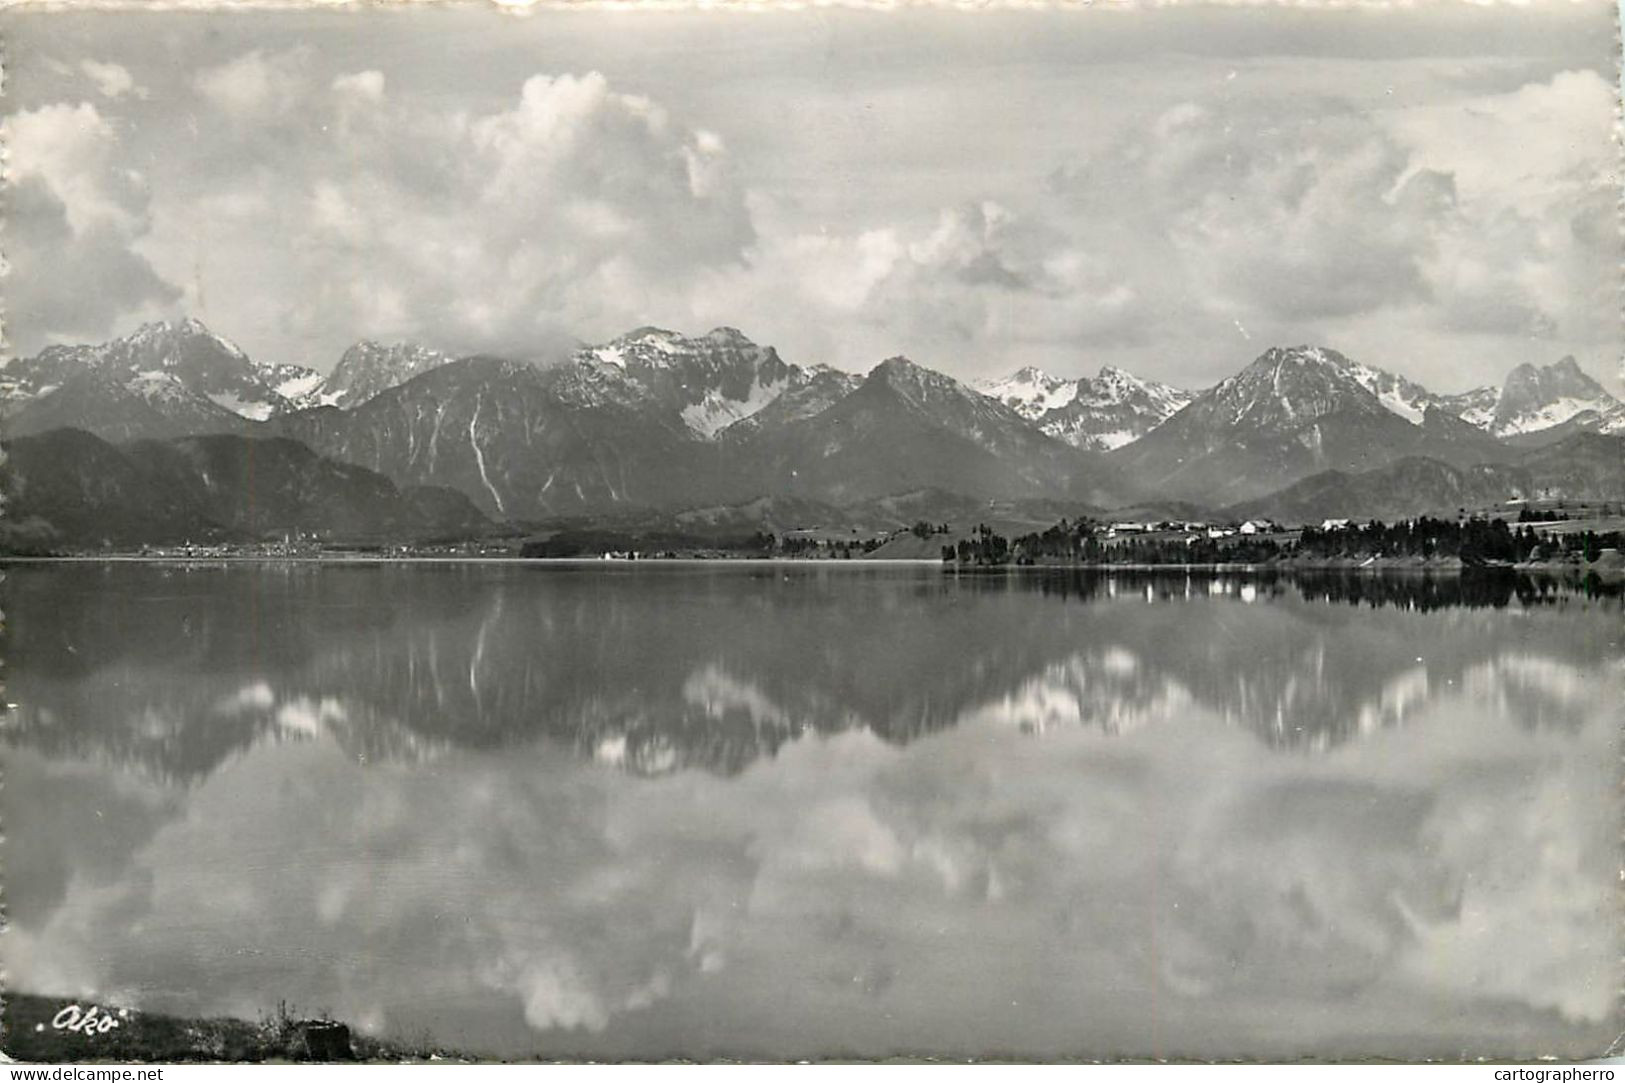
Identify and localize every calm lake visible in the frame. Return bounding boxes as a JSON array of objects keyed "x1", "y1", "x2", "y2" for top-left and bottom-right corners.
[{"x1": 3, "y1": 562, "x2": 1621, "y2": 1060}]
